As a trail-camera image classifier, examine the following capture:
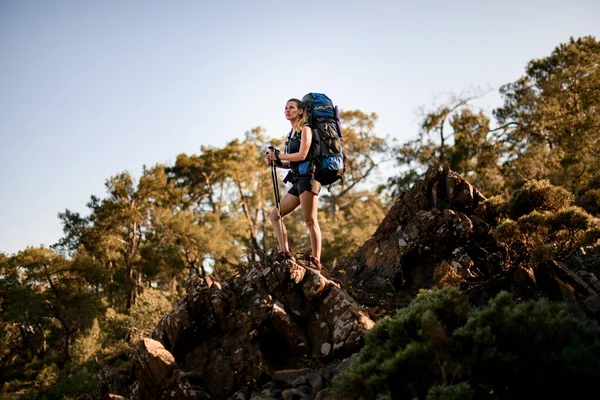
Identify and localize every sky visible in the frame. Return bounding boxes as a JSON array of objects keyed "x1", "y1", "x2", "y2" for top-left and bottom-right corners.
[{"x1": 1, "y1": 0, "x2": 599, "y2": 256}]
